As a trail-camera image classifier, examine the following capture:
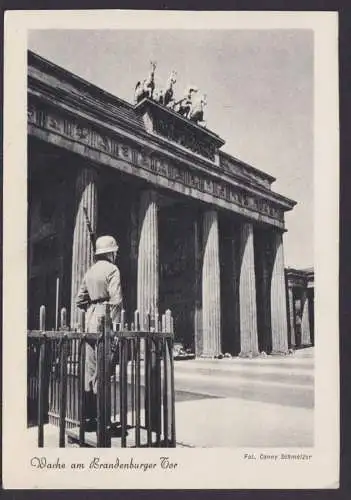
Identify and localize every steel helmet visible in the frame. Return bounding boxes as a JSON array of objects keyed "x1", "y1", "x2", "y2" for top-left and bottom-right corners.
[{"x1": 95, "y1": 235, "x2": 119, "y2": 256}]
